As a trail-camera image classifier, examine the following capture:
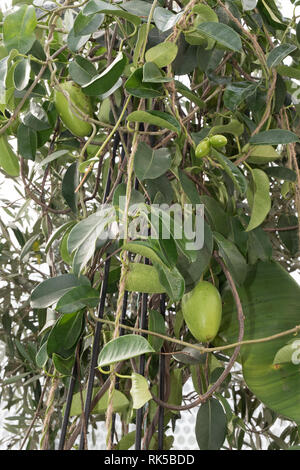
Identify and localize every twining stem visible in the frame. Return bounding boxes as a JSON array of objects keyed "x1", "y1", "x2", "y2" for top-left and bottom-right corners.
[
  {"x1": 89, "y1": 312, "x2": 300, "y2": 357},
  {"x1": 105, "y1": 126, "x2": 139, "y2": 449}
]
